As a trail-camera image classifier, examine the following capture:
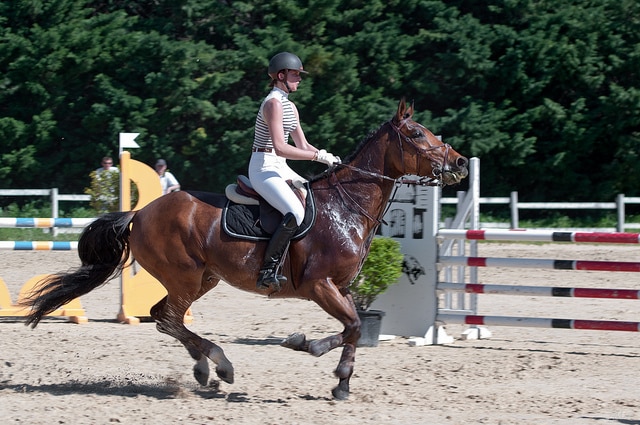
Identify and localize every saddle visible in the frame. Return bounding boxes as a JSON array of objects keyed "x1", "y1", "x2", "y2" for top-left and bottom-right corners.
[{"x1": 221, "y1": 176, "x2": 316, "y2": 241}]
